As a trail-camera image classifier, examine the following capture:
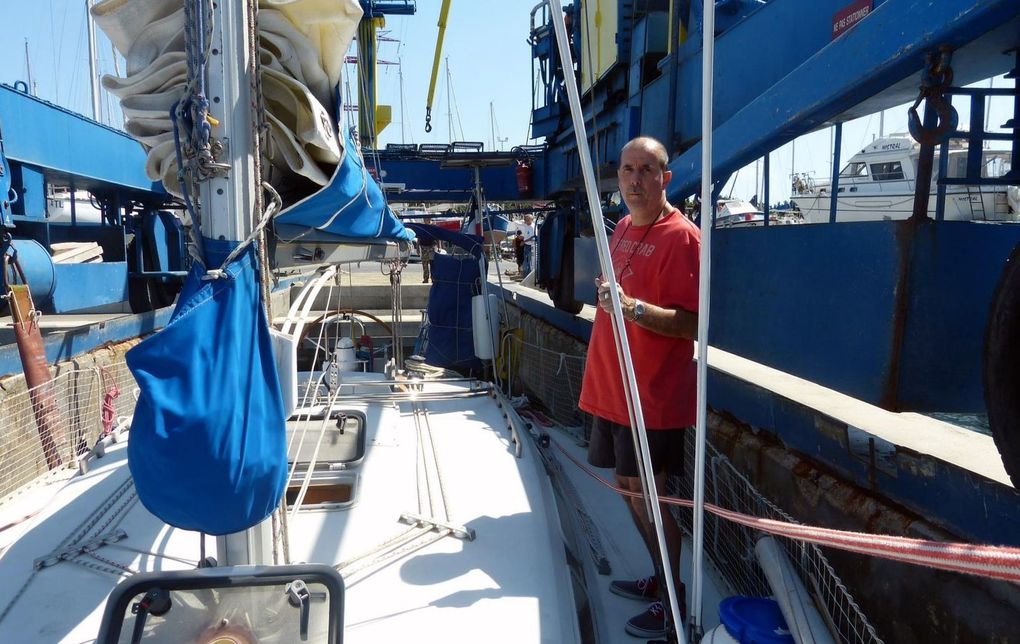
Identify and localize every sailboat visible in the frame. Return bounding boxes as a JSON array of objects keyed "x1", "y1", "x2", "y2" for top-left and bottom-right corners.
[{"x1": 0, "y1": 1, "x2": 731, "y2": 642}]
